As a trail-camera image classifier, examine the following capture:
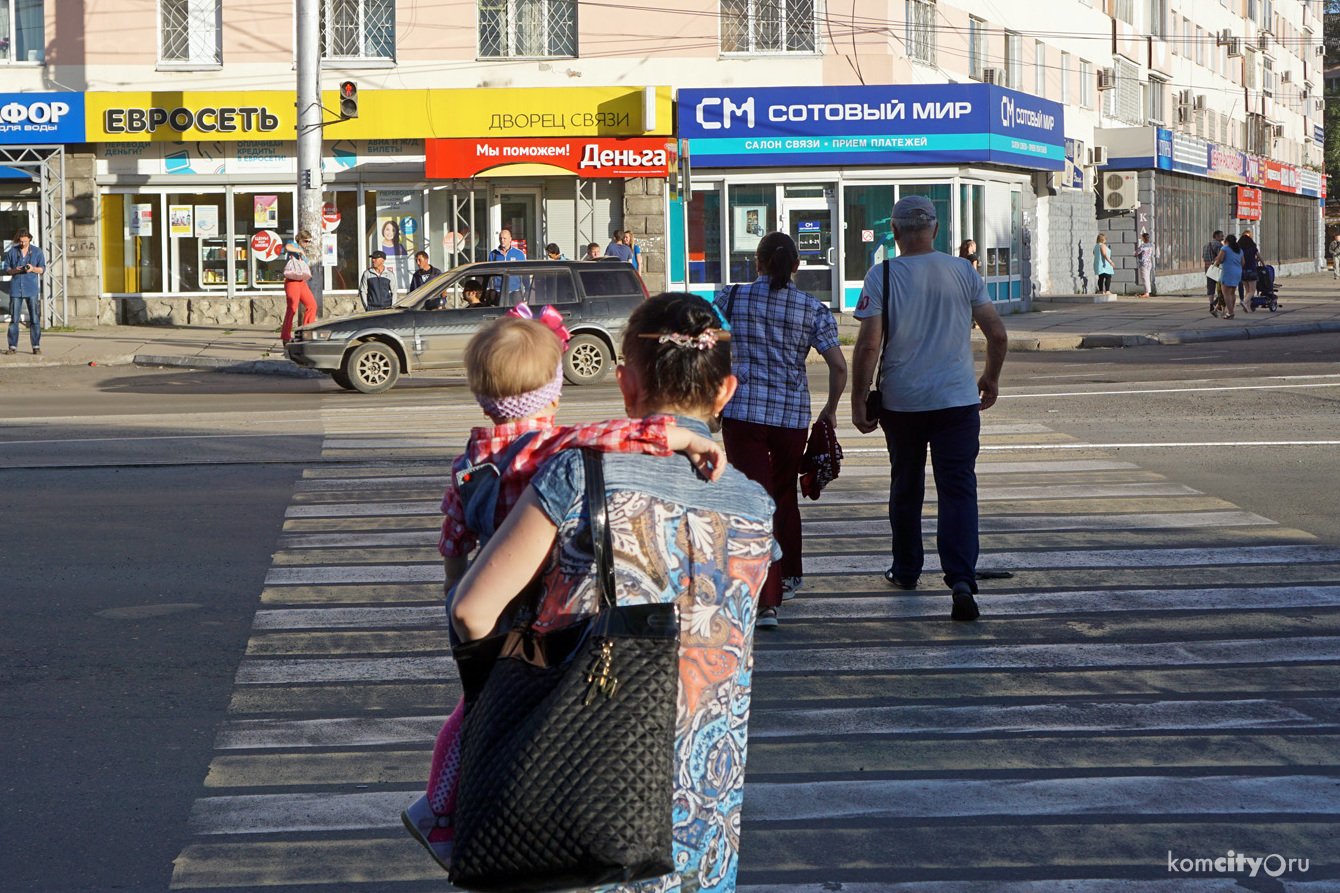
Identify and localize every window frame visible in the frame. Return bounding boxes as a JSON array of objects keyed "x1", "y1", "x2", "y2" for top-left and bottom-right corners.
[
  {"x1": 320, "y1": 0, "x2": 396, "y2": 66},
  {"x1": 157, "y1": 0, "x2": 223, "y2": 71},
  {"x1": 478, "y1": 0, "x2": 578, "y2": 60},
  {"x1": 1034, "y1": 41, "x2": 1046, "y2": 97},
  {"x1": 1005, "y1": 31, "x2": 1022, "y2": 89},
  {"x1": 1060, "y1": 51, "x2": 1071, "y2": 104},
  {"x1": 1, "y1": 0, "x2": 46, "y2": 66},
  {"x1": 719, "y1": 0, "x2": 820, "y2": 57},
  {"x1": 968, "y1": 17, "x2": 985, "y2": 80},
  {"x1": 906, "y1": 0, "x2": 936, "y2": 66},
  {"x1": 1147, "y1": 75, "x2": 1166, "y2": 124},
  {"x1": 1079, "y1": 58, "x2": 1093, "y2": 108}
]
